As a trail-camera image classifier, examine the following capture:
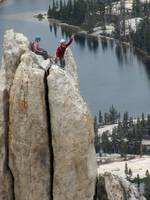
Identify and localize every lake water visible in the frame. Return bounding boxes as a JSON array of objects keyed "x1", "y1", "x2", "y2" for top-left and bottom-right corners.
[{"x1": 1, "y1": 0, "x2": 150, "y2": 117}]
